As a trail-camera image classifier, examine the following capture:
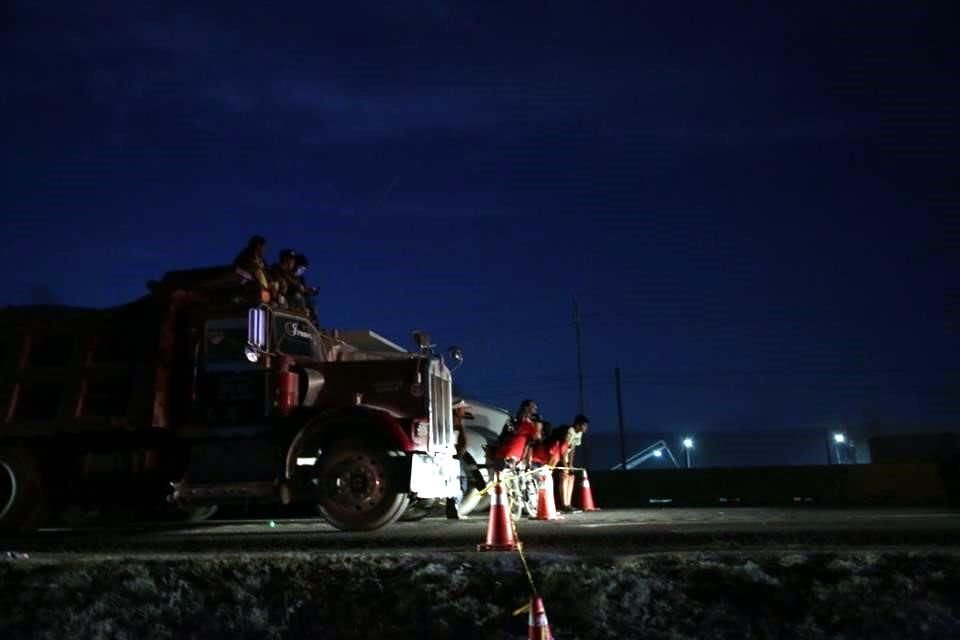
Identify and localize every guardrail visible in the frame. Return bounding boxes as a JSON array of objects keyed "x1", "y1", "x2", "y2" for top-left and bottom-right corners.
[{"x1": 589, "y1": 462, "x2": 960, "y2": 507}]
